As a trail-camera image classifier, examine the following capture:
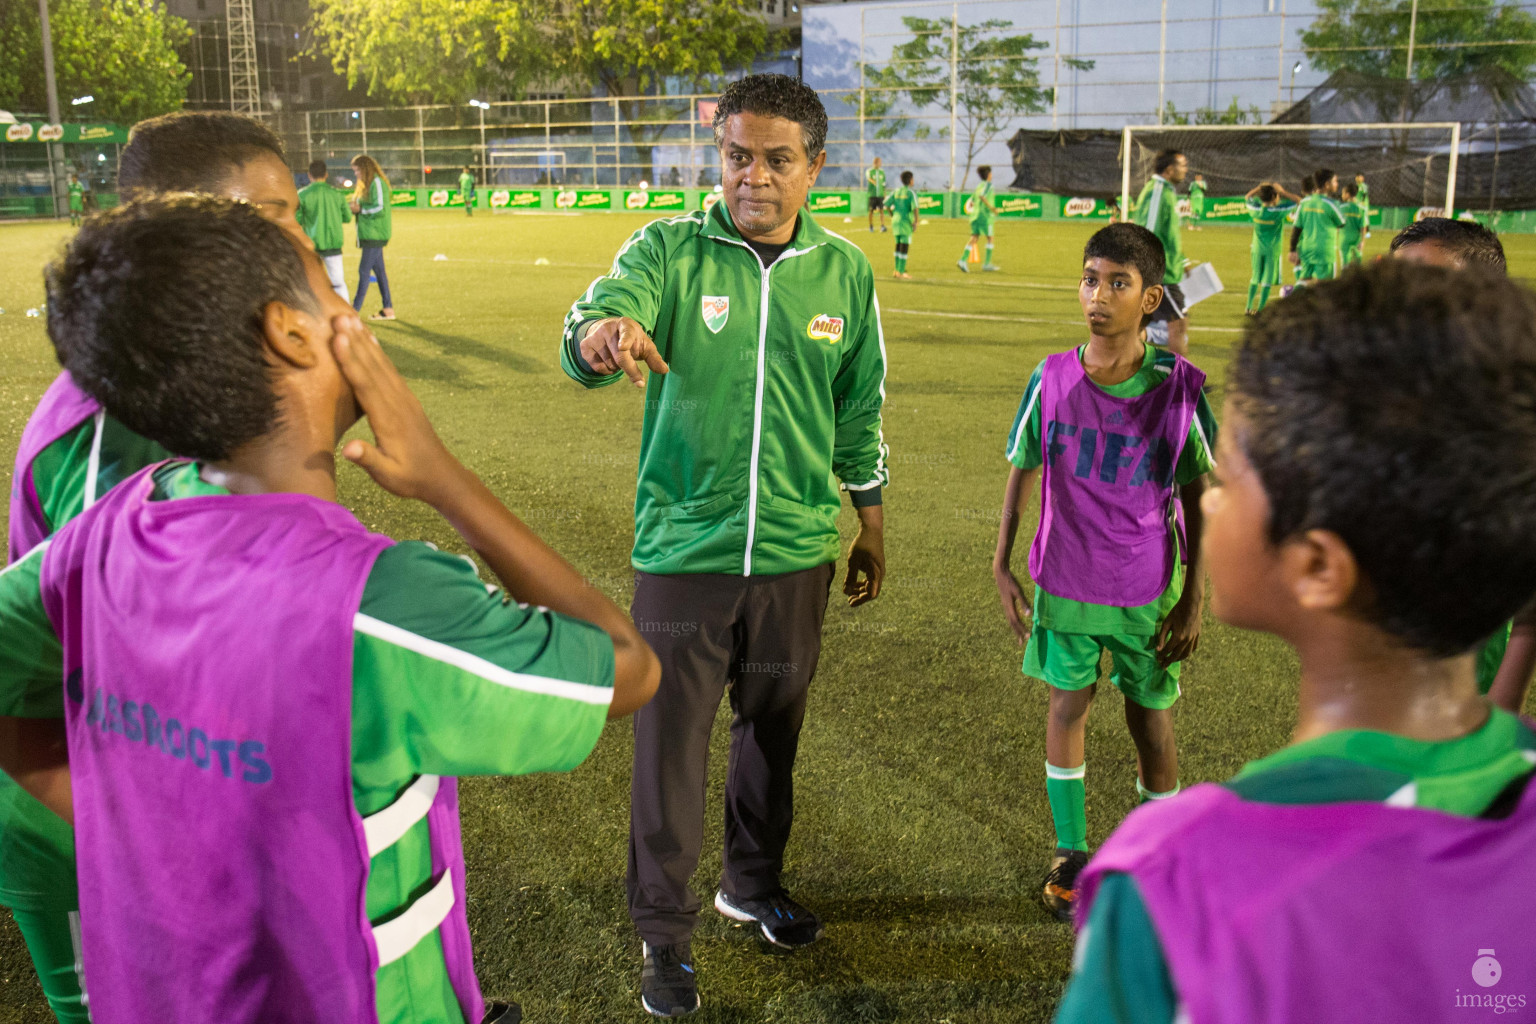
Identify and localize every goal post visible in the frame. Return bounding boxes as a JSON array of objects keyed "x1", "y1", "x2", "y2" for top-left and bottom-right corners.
[{"x1": 1120, "y1": 121, "x2": 1462, "y2": 225}]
